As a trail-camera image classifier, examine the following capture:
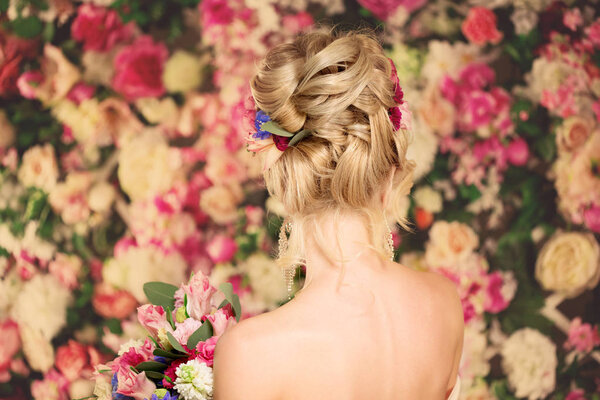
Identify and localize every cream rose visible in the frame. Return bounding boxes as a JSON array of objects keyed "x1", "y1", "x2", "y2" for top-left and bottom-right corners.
[
  {"x1": 413, "y1": 186, "x2": 443, "y2": 213},
  {"x1": 417, "y1": 85, "x2": 456, "y2": 137},
  {"x1": 425, "y1": 221, "x2": 479, "y2": 270},
  {"x1": 162, "y1": 50, "x2": 205, "y2": 93},
  {"x1": 501, "y1": 328, "x2": 557, "y2": 400},
  {"x1": 200, "y1": 184, "x2": 243, "y2": 225},
  {"x1": 20, "y1": 325, "x2": 55, "y2": 373},
  {"x1": 556, "y1": 116, "x2": 594, "y2": 153},
  {"x1": 535, "y1": 231, "x2": 600, "y2": 297},
  {"x1": 17, "y1": 143, "x2": 59, "y2": 193}
]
